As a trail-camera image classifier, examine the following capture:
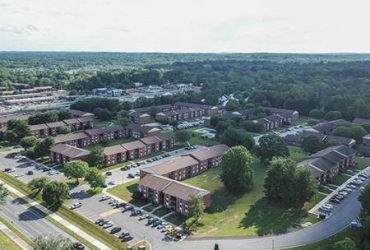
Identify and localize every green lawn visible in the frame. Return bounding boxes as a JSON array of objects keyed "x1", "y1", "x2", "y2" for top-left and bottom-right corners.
[
  {"x1": 288, "y1": 228, "x2": 361, "y2": 250},
  {"x1": 165, "y1": 127, "x2": 220, "y2": 146},
  {"x1": 94, "y1": 120, "x2": 118, "y2": 128},
  {"x1": 106, "y1": 179, "x2": 146, "y2": 207},
  {"x1": 183, "y1": 162, "x2": 324, "y2": 237},
  {"x1": 355, "y1": 156, "x2": 370, "y2": 170},
  {"x1": 329, "y1": 173, "x2": 351, "y2": 186},
  {"x1": 288, "y1": 146, "x2": 309, "y2": 162},
  {"x1": 0, "y1": 231, "x2": 22, "y2": 250}
]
